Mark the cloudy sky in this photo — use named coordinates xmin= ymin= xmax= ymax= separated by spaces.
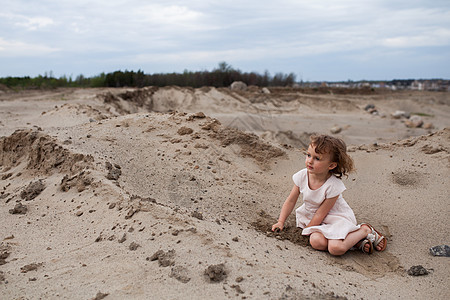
xmin=1 ymin=0 xmax=449 ymax=81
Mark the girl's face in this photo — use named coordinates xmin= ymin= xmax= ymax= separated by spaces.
xmin=305 ymin=144 xmax=337 ymax=176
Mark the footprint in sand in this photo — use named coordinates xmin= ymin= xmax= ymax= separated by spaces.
xmin=391 ymin=170 xmax=421 ymax=187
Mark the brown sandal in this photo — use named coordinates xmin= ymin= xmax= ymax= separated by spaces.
xmin=362 ymin=223 xmax=387 ymax=251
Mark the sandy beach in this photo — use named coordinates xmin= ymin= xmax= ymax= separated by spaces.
xmin=0 ymin=86 xmax=449 ymax=299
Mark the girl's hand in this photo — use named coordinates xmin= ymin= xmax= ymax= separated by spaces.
xmin=272 ymin=222 xmax=284 ymax=232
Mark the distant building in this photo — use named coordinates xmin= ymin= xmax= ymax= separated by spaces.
xmin=298 ymin=79 xmax=449 ymax=92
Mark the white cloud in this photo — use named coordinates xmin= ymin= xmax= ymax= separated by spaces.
xmin=0 ymin=12 xmax=54 ymax=31
xmin=135 ymin=4 xmax=205 ymax=28
xmin=382 ymin=28 xmax=450 ymax=48
xmin=16 ymin=16 xmax=54 ymax=31
xmin=0 ymin=37 xmax=60 ymax=56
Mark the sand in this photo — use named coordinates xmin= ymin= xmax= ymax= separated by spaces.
xmin=0 ymin=86 xmax=449 ymax=299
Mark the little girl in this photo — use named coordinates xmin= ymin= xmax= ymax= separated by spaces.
xmin=272 ymin=134 xmax=386 ymax=255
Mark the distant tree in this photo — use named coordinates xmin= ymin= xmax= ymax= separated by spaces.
xmin=216 ymin=61 xmax=233 ymax=73
xmin=0 ymin=63 xmax=302 ymax=89
xmin=90 ymin=73 xmax=106 ymax=87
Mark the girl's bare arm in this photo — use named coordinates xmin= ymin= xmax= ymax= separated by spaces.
xmin=272 ymin=185 xmax=300 ymax=231
xmin=306 ymin=195 xmax=338 ymax=228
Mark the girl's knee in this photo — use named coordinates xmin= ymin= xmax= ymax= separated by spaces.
xmin=328 ymin=243 xmax=347 ymax=256
xmin=309 ymin=233 xmax=328 ymax=251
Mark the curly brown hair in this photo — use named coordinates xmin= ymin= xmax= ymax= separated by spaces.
xmin=310 ymin=134 xmax=354 ymax=178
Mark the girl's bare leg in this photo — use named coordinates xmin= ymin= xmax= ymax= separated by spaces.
xmin=327 ymin=226 xmax=372 ymax=256
xmin=309 ymin=232 xmax=328 ymax=251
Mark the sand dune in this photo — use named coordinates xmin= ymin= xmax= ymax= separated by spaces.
xmin=0 ymin=87 xmax=449 ymax=299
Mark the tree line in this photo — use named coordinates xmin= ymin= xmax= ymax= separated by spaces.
xmin=0 ymin=62 xmax=296 ymax=89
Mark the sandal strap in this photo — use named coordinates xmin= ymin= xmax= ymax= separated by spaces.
xmin=361 ymin=223 xmax=385 ymax=247
xmin=369 ymin=227 xmax=385 ymax=247
xmin=359 ymin=238 xmax=374 ymax=254
xmin=367 ymin=233 xmax=375 ymax=242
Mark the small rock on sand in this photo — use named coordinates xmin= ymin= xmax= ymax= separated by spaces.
xmin=92 ymin=292 xmax=109 ymax=300
xmin=407 ymin=265 xmax=429 ymax=276
xmin=21 ymin=263 xmax=42 ymax=273
xmin=429 ymin=245 xmax=450 ymax=257
xmin=0 ymin=246 xmax=11 ymax=266
xmin=391 ymin=110 xmax=409 ymax=119
xmin=106 ymin=167 xmax=122 ymax=181
xmin=364 ymin=104 xmax=375 ymax=111
xmin=170 ymin=266 xmax=191 ymax=283
xmin=330 ymin=126 xmax=342 ymax=134
xmin=147 ymin=250 xmax=175 ymax=267
xmin=191 ymin=211 xmax=203 ymax=220
xmin=231 ymin=284 xmax=245 ymax=294
xmin=129 ymin=242 xmax=140 ymax=251
xmin=9 ymin=202 xmax=27 ymax=214
xmin=187 ymin=112 xmax=206 ymax=121
xmin=125 ymin=208 xmax=139 ymax=219
xmin=405 ymin=115 xmax=423 ymax=128
xmin=230 ymin=81 xmax=247 ymax=91
xmin=204 ymin=263 xmax=227 ymax=282
xmin=20 ymin=180 xmax=45 ymax=201
xmin=148 ymin=250 xmax=164 ymax=261
xmin=118 ymin=233 xmax=127 ymax=243
xmin=262 ymin=87 xmax=271 ymax=94
xmin=177 ymin=126 xmax=194 ymax=135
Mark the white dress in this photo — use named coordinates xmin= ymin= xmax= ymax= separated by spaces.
xmin=293 ymin=168 xmax=360 ymax=240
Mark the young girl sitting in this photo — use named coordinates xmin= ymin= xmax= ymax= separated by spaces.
xmin=272 ymin=134 xmax=386 ymax=255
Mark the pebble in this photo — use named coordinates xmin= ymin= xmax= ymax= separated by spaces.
xmin=405 ymin=115 xmax=423 ymax=128
xmin=407 ymin=265 xmax=429 ymax=276
xmin=129 ymin=242 xmax=140 ymax=251
xmin=230 ymin=81 xmax=247 ymax=91
xmin=191 ymin=211 xmax=203 ymax=220
xmin=391 ymin=110 xmax=409 ymax=119
xmin=364 ymin=104 xmax=375 ymax=111
xmin=93 ymin=292 xmax=109 ymax=300
xmin=118 ymin=233 xmax=127 ymax=243
xmin=330 ymin=126 xmax=342 ymax=134
xmin=429 ymin=245 xmax=450 ymax=257
xmin=204 ymin=263 xmax=227 ymax=282
xmin=9 ymin=202 xmax=27 ymax=214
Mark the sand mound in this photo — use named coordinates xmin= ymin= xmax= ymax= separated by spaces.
xmin=44 ymin=111 xmax=286 ymax=222
xmin=41 ymin=103 xmax=112 ymax=123
xmin=101 ymin=87 xmax=159 ymax=114
xmin=56 ymin=86 xmax=449 ymax=148
xmin=98 ymin=86 xmax=254 ymax=115
xmin=210 ymin=127 xmax=285 ymax=164
xmin=97 ymin=86 xmax=361 ymax=116
xmin=0 ymin=129 xmax=94 ymax=175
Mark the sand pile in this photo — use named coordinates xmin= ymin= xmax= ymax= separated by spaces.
xmin=0 ymin=129 xmax=94 ymax=175
xmin=0 ymin=87 xmax=449 ymax=299
xmin=95 ymin=86 xmax=450 ymax=146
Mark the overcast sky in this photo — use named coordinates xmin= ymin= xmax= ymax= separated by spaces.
xmin=1 ymin=0 xmax=449 ymax=81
